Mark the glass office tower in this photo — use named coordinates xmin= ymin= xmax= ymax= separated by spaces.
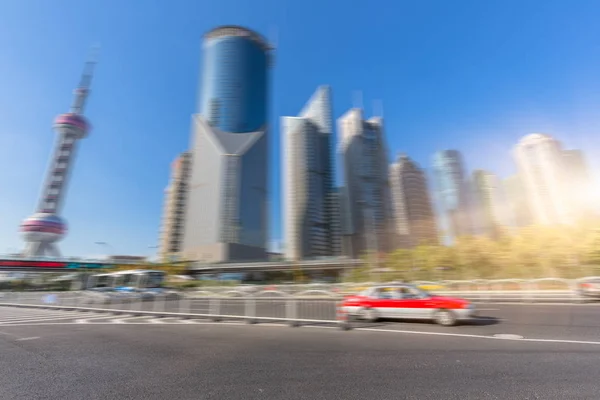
xmin=282 ymin=86 xmax=339 ymax=260
xmin=432 ymin=150 xmax=471 ymax=244
xmin=183 ymin=26 xmax=272 ymax=262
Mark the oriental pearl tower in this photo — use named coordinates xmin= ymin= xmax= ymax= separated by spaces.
xmin=20 ymin=51 xmax=98 ymax=257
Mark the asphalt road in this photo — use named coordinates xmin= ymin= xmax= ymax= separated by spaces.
xmin=0 ymin=322 xmax=599 ymax=399
xmin=97 ymin=298 xmax=600 ymax=341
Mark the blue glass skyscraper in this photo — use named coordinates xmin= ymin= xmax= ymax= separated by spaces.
xmin=183 ymin=26 xmax=273 ymax=262
xmin=200 ymin=27 xmax=270 ymax=132
xmin=432 ymin=150 xmax=472 ymax=244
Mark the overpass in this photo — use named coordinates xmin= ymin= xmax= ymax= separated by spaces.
xmin=0 ymin=255 xmax=367 ymax=278
xmin=188 ymin=257 xmax=365 ymax=277
xmin=0 ymin=256 xmax=149 ymax=273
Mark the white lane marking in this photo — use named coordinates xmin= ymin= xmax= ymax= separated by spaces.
xmin=0 ymin=322 xmax=248 ymax=327
xmin=113 ymin=316 xmax=152 ymax=324
xmin=301 ymin=325 xmax=334 ymax=329
xmin=0 ymin=330 xmax=39 ymax=341
xmin=0 ymin=313 xmax=82 ymax=323
xmin=76 ymin=314 xmax=123 ymax=324
xmin=16 ymin=337 xmax=40 ymax=341
xmin=493 ymin=334 xmax=524 ymax=339
xmin=0 ymin=315 xmax=105 ymax=325
xmin=149 ymin=318 xmax=164 ymax=324
xmin=354 ymin=327 xmax=600 ymax=346
xmin=2 ymin=319 xmax=600 ymax=347
xmin=0 ymin=310 xmax=81 ymax=317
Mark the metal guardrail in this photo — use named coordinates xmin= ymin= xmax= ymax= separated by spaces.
xmin=182 ymin=290 xmax=582 ymax=303
xmin=0 ymin=291 xmax=344 ymax=327
xmin=184 ymin=277 xmax=597 ymax=300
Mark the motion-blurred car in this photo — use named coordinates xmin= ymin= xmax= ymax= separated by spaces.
xmin=340 ymin=284 xmax=476 ymax=326
xmin=576 ymin=279 xmax=600 ymax=301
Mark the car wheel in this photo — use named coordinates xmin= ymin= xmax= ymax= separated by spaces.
xmin=358 ymin=307 xmax=379 ymax=322
xmin=434 ymin=309 xmax=457 ymax=326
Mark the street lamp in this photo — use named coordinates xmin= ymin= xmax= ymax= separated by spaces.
xmin=147 ymin=245 xmax=158 ymax=263
xmin=94 ymin=241 xmax=114 ymax=260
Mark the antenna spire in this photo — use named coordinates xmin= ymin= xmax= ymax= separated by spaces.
xmin=70 ymin=45 xmax=100 ymax=115
xmin=269 ymin=25 xmax=279 ymax=50
xmin=373 ymin=99 xmax=384 ymax=118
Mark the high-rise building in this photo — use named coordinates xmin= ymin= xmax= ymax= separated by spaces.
xmin=182 ymin=26 xmax=273 ymax=262
xmin=513 ymin=134 xmax=573 ymax=225
xmin=503 ymin=174 xmax=532 ymax=228
xmin=282 ymin=86 xmax=339 ymax=260
xmin=562 ymin=149 xmax=592 ymax=218
xmin=338 ymin=108 xmax=393 ymax=258
xmin=389 ymin=154 xmax=438 ymax=248
xmin=159 ymin=152 xmax=191 ymax=260
xmin=432 ymin=150 xmax=471 ymax=243
xmin=20 ymin=52 xmax=97 ymax=257
xmin=471 ymin=170 xmax=514 ymax=237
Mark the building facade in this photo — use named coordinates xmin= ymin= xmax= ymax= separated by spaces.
xmin=470 ymin=169 xmax=514 ymax=237
xmin=282 ymin=86 xmax=339 ymax=260
xmin=562 ymin=149 xmax=592 ymax=219
xmin=432 ymin=150 xmax=471 ymax=244
xmin=159 ymin=152 xmax=191 ymax=260
xmin=338 ymin=108 xmax=393 ymax=258
xmin=389 ymin=154 xmax=438 ymax=247
xmin=513 ymin=134 xmax=573 ymax=225
xmin=503 ymin=174 xmax=533 ymax=228
xmin=182 ymin=26 xmax=272 ymax=262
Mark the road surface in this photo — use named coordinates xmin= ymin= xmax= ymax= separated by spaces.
xmin=0 ymin=317 xmax=598 ymax=399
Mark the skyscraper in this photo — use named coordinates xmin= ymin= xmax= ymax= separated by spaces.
xmin=182 ymin=26 xmax=273 ymax=262
xmin=432 ymin=150 xmax=471 ymax=243
xmin=389 ymin=154 xmax=438 ymax=247
xmin=282 ymin=86 xmax=339 ymax=260
xmin=159 ymin=152 xmax=191 ymax=260
xmin=470 ymin=170 xmax=514 ymax=237
xmin=513 ymin=134 xmax=572 ymax=225
xmin=20 ymin=52 xmax=97 ymax=257
xmin=338 ymin=108 xmax=393 ymax=258
xmin=503 ymin=174 xmax=532 ymax=228
xmin=562 ymin=149 xmax=592 ymax=218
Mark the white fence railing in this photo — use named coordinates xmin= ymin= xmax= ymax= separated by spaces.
xmin=183 ymin=277 xmax=595 ymax=300
xmin=0 ymin=286 xmax=595 ymax=332
xmin=0 ymin=291 xmax=344 ymax=327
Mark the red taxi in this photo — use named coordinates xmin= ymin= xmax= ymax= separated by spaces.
xmin=340 ymin=284 xmax=476 ymax=326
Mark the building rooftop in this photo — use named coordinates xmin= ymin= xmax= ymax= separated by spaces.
xmin=204 ymin=25 xmax=272 ymax=51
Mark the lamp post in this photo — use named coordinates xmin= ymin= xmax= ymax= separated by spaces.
xmin=147 ymin=245 xmax=158 ymax=262
xmin=94 ymin=241 xmax=114 ymax=260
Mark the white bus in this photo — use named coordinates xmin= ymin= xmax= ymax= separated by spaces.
xmin=87 ymin=270 xmax=166 ymax=292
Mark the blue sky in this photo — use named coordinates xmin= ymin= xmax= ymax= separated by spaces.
xmin=1 ymin=0 xmax=600 ymax=257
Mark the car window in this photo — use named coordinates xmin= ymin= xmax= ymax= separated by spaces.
xmin=373 ymin=287 xmax=399 ymax=299
xmin=399 ymin=286 xmax=422 ymax=299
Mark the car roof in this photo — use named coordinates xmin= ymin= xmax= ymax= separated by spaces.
xmin=368 ymin=284 xmax=416 ymax=290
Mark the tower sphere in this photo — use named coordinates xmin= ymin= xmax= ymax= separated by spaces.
xmin=20 ymin=212 xmax=67 ymax=243
xmin=54 ymin=113 xmax=90 ymax=138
